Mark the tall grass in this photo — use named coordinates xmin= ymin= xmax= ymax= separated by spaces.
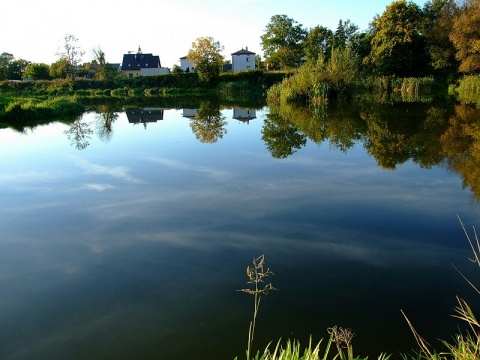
xmin=267 ymin=47 xmax=359 ymax=105
xmin=456 ymin=76 xmax=480 ymax=107
xmin=239 ymin=255 xmax=277 ymax=360
xmin=401 ymin=217 xmax=480 ymax=360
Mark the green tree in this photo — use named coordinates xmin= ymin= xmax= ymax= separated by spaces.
xmin=49 ymin=58 xmax=71 ymax=79
xmin=333 ymin=19 xmax=359 ymax=49
xmin=421 ymin=0 xmax=459 ymax=81
xmin=450 ymin=0 xmax=480 ymax=74
xmin=24 ymin=63 xmax=51 ymax=80
xmin=365 ymin=0 xmax=430 ymax=77
xmin=55 ymin=33 xmax=84 ymax=78
xmin=261 ymin=15 xmax=307 ymax=70
xmin=303 ymin=25 xmax=333 ymax=62
xmin=7 ymin=59 xmax=30 ymax=80
xmin=187 ymin=36 xmax=224 ymax=82
xmin=0 ymin=52 xmax=14 ymax=80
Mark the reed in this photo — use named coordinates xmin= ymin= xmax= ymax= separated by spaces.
xmin=239 ymin=255 xmax=277 ymax=360
xmin=401 ymin=217 xmax=480 ymax=360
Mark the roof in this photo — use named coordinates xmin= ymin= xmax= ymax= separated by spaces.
xmin=121 ymin=53 xmax=161 ymax=70
xmin=232 ymin=48 xmax=255 ymax=55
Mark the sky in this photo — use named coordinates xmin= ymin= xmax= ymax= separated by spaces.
xmin=2 ymin=0 xmax=425 ymax=69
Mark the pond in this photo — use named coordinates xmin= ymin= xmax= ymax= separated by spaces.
xmin=0 ymin=98 xmax=479 ymax=360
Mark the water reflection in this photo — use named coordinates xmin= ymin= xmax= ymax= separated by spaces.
xmin=58 ymin=98 xmax=480 ymax=200
xmin=94 ymin=105 xmax=119 ymax=143
xmin=64 ymin=117 xmax=93 ymax=150
xmin=189 ymin=100 xmax=227 ymax=143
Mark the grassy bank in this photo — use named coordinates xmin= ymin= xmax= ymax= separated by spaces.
xmin=0 ymin=95 xmax=85 ymax=130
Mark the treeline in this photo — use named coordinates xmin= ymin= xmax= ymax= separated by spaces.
xmin=263 ymin=0 xmax=480 ymax=103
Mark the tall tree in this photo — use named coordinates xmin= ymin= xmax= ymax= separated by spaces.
xmin=365 ymin=0 xmax=430 ymax=77
xmin=55 ymin=33 xmax=84 ymax=78
xmin=303 ymin=26 xmax=333 ymax=62
xmin=333 ymin=19 xmax=359 ymax=49
xmin=92 ymin=47 xmax=108 ymax=80
xmin=450 ymin=0 xmax=480 ymax=74
xmin=261 ymin=15 xmax=307 ymax=70
xmin=187 ymin=37 xmax=224 ymax=82
xmin=0 ymin=52 xmax=14 ymax=80
xmin=421 ymin=0 xmax=459 ymax=80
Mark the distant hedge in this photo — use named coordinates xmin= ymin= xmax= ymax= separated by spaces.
xmin=0 ymin=70 xmax=287 ymax=94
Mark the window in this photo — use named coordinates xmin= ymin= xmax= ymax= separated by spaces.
xmin=246 ymin=57 xmax=249 ymax=62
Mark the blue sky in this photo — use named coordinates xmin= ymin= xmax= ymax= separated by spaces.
xmin=3 ymin=0 xmax=425 ymax=69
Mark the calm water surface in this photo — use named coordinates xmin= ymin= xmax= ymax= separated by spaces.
xmin=0 ymin=102 xmax=479 ymax=359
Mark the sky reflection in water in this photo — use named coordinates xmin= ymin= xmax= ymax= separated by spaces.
xmin=0 ymin=107 xmax=479 ymax=359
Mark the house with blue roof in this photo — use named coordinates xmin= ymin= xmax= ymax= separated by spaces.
xmin=121 ymin=47 xmax=169 ymax=78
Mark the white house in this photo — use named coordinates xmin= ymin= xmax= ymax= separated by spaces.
xmin=180 ymin=56 xmax=195 ymax=72
xmin=231 ymin=48 xmax=256 ymax=72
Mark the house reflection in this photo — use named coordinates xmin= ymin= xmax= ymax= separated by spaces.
xmin=126 ymin=108 xmax=165 ymax=128
xmin=182 ymin=109 xmax=200 ymax=119
xmin=233 ymin=108 xmax=256 ymax=124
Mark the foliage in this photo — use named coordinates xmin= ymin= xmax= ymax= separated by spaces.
xmin=450 ymin=0 xmax=480 ymax=74
xmin=421 ymin=0 xmax=459 ymax=81
xmin=6 ymin=59 xmax=30 ymax=80
xmin=49 ymin=58 xmax=71 ymax=79
xmin=267 ymin=46 xmax=359 ymax=103
xmin=24 ymin=63 xmax=51 ymax=80
xmin=303 ymin=26 xmax=333 ymax=62
xmin=187 ymin=37 xmax=224 ymax=82
xmin=332 ymin=19 xmax=359 ymax=50
xmin=365 ymin=0 xmax=430 ymax=77
xmin=261 ymin=15 xmax=307 ymax=70
xmin=456 ymin=75 xmax=480 ymax=106
xmin=0 ymin=52 xmax=14 ymax=80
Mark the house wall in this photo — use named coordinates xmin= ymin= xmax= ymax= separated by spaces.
xmin=140 ymin=68 xmax=170 ymax=76
xmin=180 ymin=58 xmax=195 ymax=72
xmin=122 ymin=69 xmax=141 ymax=78
xmin=232 ymin=54 xmax=255 ymax=72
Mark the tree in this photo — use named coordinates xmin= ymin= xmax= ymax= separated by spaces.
xmin=6 ymin=59 xmax=30 ymax=80
xmin=24 ymin=63 xmax=51 ymax=80
xmin=421 ymin=0 xmax=459 ymax=80
xmin=0 ymin=52 xmax=14 ymax=80
xmin=364 ymin=0 xmax=430 ymax=77
xmin=261 ymin=15 xmax=307 ymax=70
xmin=49 ymin=58 xmax=71 ymax=79
xmin=187 ymin=37 xmax=224 ymax=82
xmin=303 ymin=26 xmax=333 ymax=62
xmin=55 ymin=33 xmax=84 ymax=78
xmin=333 ymin=19 xmax=359 ymax=49
xmin=450 ymin=0 xmax=480 ymax=74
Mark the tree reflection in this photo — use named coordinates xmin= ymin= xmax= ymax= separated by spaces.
xmin=441 ymin=104 xmax=480 ymax=199
xmin=359 ymin=102 xmax=450 ymax=170
xmin=64 ymin=117 xmax=93 ymax=150
xmin=94 ymin=105 xmax=119 ymax=143
xmin=189 ymin=101 xmax=227 ymax=143
xmin=261 ymin=111 xmax=307 ymax=159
